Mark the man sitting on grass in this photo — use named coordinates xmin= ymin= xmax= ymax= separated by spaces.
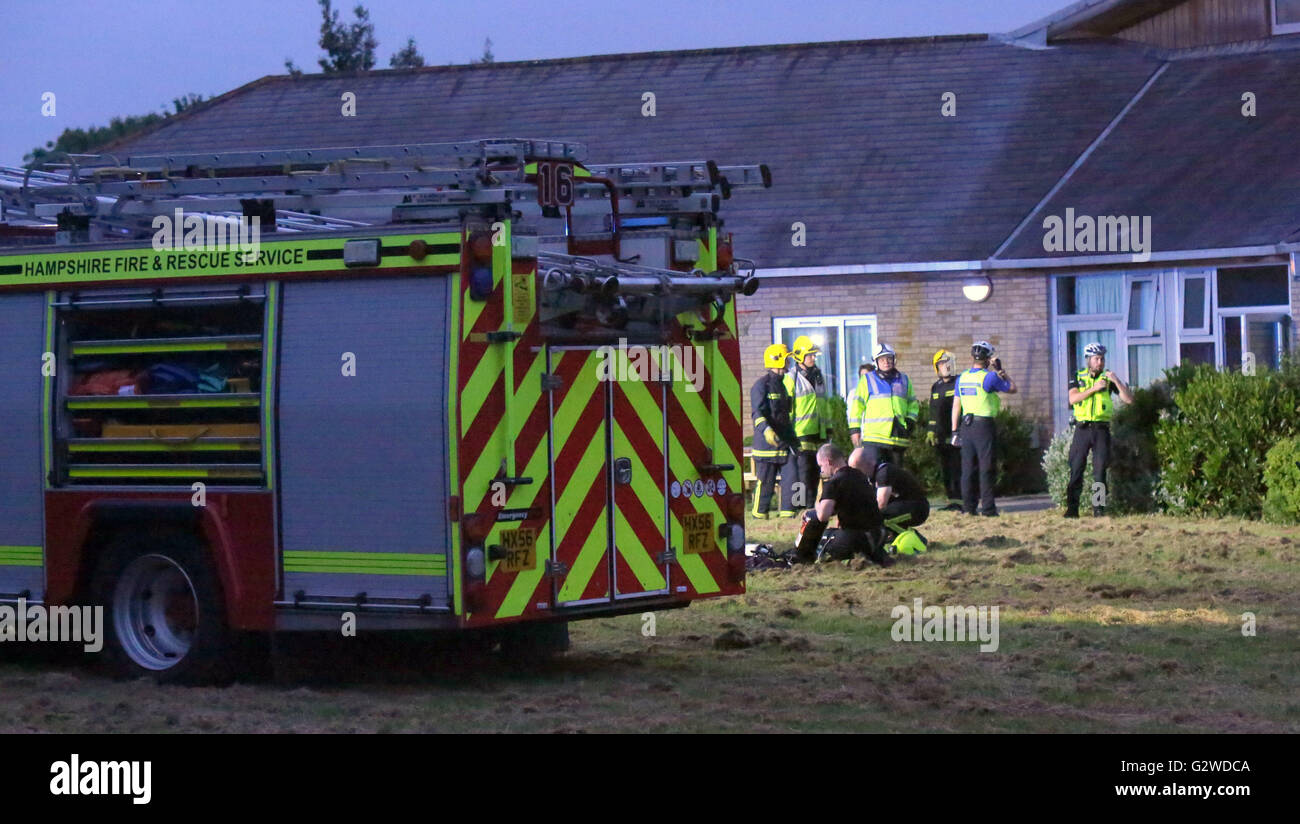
xmin=851 ymin=450 xmax=930 ymax=556
xmin=794 ymin=443 xmax=893 ymax=566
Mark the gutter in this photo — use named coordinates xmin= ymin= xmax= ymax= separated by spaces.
xmin=755 ymin=244 xmax=1295 ymax=280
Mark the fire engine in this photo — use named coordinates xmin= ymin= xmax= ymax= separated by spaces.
xmin=0 ymin=139 xmax=770 ymax=682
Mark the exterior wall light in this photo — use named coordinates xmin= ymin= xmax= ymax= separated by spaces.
xmin=962 ymin=275 xmax=992 ymax=302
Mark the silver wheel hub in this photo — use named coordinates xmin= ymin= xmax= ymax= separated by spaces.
xmin=112 ymin=554 xmax=199 ymax=671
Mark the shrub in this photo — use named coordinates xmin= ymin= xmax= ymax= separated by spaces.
xmin=1043 ymin=428 xmax=1090 ymax=508
xmin=824 ymin=394 xmax=853 ymax=458
xmin=907 ymin=403 xmax=1041 ymax=497
xmin=994 ymin=407 xmax=1043 ymax=495
xmin=1104 ymin=377 xmax=1178 ymax=513
xmin=905 ymin=423 xmax=944 ymax=497
xmin=1156 ymin=361 xmax=1300 ymax=518
xmin=1263 ymin=435 xmax=1300 ymax=525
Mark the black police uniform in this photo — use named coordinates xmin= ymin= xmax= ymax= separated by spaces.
xmin=806 ymin=465 xmax=887 ymax=563
xmin=929 ymin=374 xmax=961 ymax=503
xmin=1065 ymin=373 xmax=1118 ymax=516
xmin=749 ymin=371 xmax=797 ymax=516
xmin=872 ymin=461 xmax=930 ymax=537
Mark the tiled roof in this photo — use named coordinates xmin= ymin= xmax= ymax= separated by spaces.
xmin=106 ymin=36 xmax=1163 ymax=267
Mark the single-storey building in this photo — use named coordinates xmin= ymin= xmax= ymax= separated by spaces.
xmin=101 ymin=0 xmax=1300 ymax=440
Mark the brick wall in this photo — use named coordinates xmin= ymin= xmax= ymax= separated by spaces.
xmin=735 ymin=270 xmax=1054 ymax=444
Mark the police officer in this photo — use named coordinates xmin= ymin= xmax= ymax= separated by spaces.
xmin=794 ymin=443 xmax=890 ymax=566
xmin=926 ymin=349 xmax=962 ymax=510
xmin=849 ymin=343 xmax=918 ymax=470
xmin=851 ymin=450 xmax=931 ymax=555
xmin=1066 ymin=342 xmax=1134 ymax=518
xmin=750 ymin=343 xmax=798 ymax=519
xmin=783 ymin=335 xmax=829 ymax=510
xmin=952 ymin=341 xmax=1016 ymax=516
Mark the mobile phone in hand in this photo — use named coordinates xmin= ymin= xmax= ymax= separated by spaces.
xmin=991 ymin=358 xmax=1002 ymax=371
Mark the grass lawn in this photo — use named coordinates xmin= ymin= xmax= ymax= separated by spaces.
xmin=2 ymin=508 xmax=1297 ymax=732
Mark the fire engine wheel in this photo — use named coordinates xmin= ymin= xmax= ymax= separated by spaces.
xmin=95 ymin=535 xmax=234 ymax=685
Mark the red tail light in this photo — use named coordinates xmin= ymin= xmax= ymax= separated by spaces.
xmin=462 ymin=513 xmax=492 ymax=544
xmin=468 ymin=231 xmax=494 ymax=263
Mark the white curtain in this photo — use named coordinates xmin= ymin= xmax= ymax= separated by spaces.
xmin=1075 ymin=275 xmax=1123 ymax=315
xmin=1127 ymin=343 xmax=1163 ymax=389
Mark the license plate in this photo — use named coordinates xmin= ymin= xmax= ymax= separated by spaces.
xmin=682 ymin=512 xmax=715 ymax=554
xmin=499 ymin=527 xmax=537 ymax=572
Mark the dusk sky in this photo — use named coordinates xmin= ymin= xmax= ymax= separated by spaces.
xmin=2 ymin=0 xmax=1069 ymax=167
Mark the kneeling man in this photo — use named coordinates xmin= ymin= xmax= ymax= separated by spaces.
xmin=795 ymin=443 xmax=892 ymax=566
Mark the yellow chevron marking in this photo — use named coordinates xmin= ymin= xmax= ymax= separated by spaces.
xmin=611 ymin=379 xmax=668 ymax=593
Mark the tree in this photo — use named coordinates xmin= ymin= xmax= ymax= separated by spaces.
xmin=25 ymin=95 xmax=207 ymax=166
xmin=308 ymin=0 xmax=377 ymax=74
xmin=389 ymin=37 xmax=425 ymax=68
xmin=479 ymin=37 xmax=495 ymax=64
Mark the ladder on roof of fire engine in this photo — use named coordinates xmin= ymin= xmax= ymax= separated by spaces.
xmin=0 ymin=138 xmax=771 ymax=234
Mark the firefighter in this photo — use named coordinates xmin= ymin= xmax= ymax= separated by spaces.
xmin=1065 ymin=342 xmax=1134 ymax=518
xmin=851 ymin=449 xmax=930 ymax=555
xmin=783 ymin=335 xmax=829 ymax=511
xmin=750 ymin=343 xmax=798 ymax=518
xmin=794 ymin=443 xmax=890 ymax=566
xmin=952 ymin=341 xmax=1016 ymax=517
xmin=849 ymin=342 xmax=919 ymax=470
xmin=926 ymin=349 xmax=963 ymax=511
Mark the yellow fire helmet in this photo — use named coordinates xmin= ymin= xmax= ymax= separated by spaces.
xmin=791 ymin=334 xmax=821 ymax=360
xmin=933 ymin=348 xmax=954 ymax=372
xmin=763 ymin=343 xmax=791 ymax=369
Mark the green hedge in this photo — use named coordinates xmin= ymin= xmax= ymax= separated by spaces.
xmin=907 ymin=402 xmax=1042 ymax=497
xmin=1156 ymin=360 xmax=1300 ymax=518
xmin=1043 ymin=428 xmax=1089 ymax=508
xmin=1263 ymin=435 xmax=1300 ymax=525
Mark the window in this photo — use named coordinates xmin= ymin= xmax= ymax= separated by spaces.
xmin=1180 ymin=271 xmax=1210 ymax=335
xmin=1179 ymin=342 xmax=1215 ymax=366
xmin=1126 ymin=277 xmax=1159 ymax=335
xmin=1218 ymin=265 xmax=1288 ymax=308
xmin=1056 ymin=275 xmax=1123 ymax=316
xmin=772 ymin=314 xmax=875 ymax=400
xmin=1128 ymin=343 xmax=1164 ymax=389
xmin=1274 ymin=0 xmax=1300 ymax=34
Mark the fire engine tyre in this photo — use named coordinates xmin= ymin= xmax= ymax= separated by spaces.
xmin=93 ymin=535 xmax=234 ymax=686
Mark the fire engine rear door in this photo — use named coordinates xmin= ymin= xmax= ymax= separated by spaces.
xmin=608 ymin=349 xmax=670 ymax=600
xmin=547 ymin=345 xmax=670 ymax=606
xmin=548 ymin=347 xmax=611 ymax=606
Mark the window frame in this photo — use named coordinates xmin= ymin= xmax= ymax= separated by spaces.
xmin=1124 ymin=274 xmax=1160 ymax=337
xmin=1273 ymin=0 xmax=1300 ymax=35
xmin=772 ymin=313 xmax=877 ymax=400
xmin=1178 ymin=269 xmax=1213 ymax=337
